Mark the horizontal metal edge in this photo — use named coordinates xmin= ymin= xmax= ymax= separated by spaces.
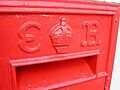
xmin=0 ymin=7 xmax=116 ymax=15
xmin=36 ymin=76 xmax=96 ymax=90
xmin=0 ymin=1 xmax=118 ymax=10
xmin=10 ymin=49 xmax=100 ymax=67
xmin=0 ymin=1 xmax=118 ymax=14
xmin=97 ymin=71 xmax=108 ymax=77
xmin=29 ymin=72 xmax=107 ymax=89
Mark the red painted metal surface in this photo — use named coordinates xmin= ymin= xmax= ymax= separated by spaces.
xmin=0 ymin=1 xmax=119 ymax=90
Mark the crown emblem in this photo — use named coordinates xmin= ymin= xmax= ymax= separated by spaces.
xmin=49 ymin=17 xmax=73 ymax=54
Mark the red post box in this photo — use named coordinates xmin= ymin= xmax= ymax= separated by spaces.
xmin=0 ymin=1 xmax=119 ymax=90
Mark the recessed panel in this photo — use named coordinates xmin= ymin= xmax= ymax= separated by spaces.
xmin=16 ymin=58 xmax=94 ymax=89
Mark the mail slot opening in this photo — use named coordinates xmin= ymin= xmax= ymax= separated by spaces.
xmin=16 ymin=56 xmax=97 ymax=89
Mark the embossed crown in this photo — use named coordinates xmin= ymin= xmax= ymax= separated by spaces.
xmin=49 ymin=17 xmax=73 ymax=53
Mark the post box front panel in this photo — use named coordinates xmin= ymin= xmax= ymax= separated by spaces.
xmin=0 ymin=1 xmax=119 ymax=90
xmin=4 ymin=14 xmax=111 ymax=90
xmin=0 ymin=13 xmax=113 ymax=90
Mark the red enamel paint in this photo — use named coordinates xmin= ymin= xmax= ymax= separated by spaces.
xmin=0 ymin=0 xmax=119 ymax=90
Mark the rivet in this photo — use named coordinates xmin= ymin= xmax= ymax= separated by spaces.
xmin=107 ymin=78 xmax=110 ymax=81
xmin=105 ymin=86 xmax=108 ymax=90
xmin=115 ymin=18 xmax=118 ymax=22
